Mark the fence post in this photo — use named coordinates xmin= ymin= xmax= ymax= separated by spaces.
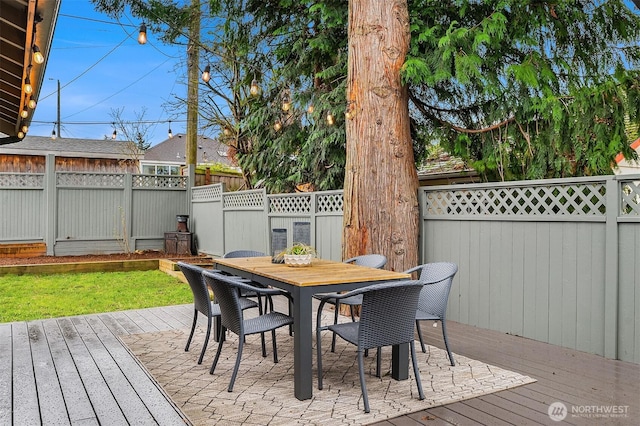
xmin=123 ymin=173 xmax=134 ymax=251
xmin=604 ymin=177 xmax=619 ymax=359
xmin=45 ymin=154 xmax=56 ymax=255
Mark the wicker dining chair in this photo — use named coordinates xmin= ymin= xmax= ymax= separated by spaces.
xmin=177 ymin=261 xmax=258 ymax=364
xmin=222 ymin=250 xmax=273 ymax=311
xmin=315 ymin=280 xmax=425 ymax=413
xmin=201 ymin=270 xmax=294 ymax=392
xmin=313 ymin=254 xmax=387 ymax=352
xmin=406 ymin=262 xmax=458 ymax=366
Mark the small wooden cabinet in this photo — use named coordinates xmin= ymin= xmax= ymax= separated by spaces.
xmin=164 ymin=232 xmax=193 ymax=256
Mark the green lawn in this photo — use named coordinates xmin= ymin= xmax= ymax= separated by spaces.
xmin=0 ymin=270 xmax=191 ymax=322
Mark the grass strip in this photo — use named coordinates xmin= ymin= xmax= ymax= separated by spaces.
xmin=0 ymin=270 xmax=191 ymax=322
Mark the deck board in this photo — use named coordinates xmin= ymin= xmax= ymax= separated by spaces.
xmin=28 ymin=321 xmax=70 ymax=425
xmin=11 ymin=322 xmax=40 ymax=426
xmin=0 ymin=324 xmax=12 ymax=424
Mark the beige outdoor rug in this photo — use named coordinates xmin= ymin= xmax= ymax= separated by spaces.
xmin=121 ymin=318 xmax=536 ymax=426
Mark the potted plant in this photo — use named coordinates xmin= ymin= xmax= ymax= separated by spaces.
xmin=279 ymin=242 xmax=316 ymax=266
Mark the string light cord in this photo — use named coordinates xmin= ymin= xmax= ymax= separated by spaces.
xmin=62 ymin=56 xmax=175 ymax=120
xmin=38 ymin=33 xmax=132 ymax=102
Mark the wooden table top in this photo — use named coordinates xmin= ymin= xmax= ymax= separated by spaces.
xmin=214 ymin=256 xmax=411 ymax=287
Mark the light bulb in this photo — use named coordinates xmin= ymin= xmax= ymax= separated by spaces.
xmin=51 ymin=129 xmax=57 ymax=140
xmin=33 ymin=45 xmax=44 ymax=64
xmin=18 ymin=131 xmax=25 ymax=139
xmin=21 ymin=124 xmax=28 ymax=133
xmin=223 ymin=127 xmax=232 ymax=136
xmin=24 ymin=78 xmax=33 ymax=94
xmin=307 ymin=104 xmax=314 ymax=114
xmin=250 ymin=79 xmax=260 ymax=96
xmin=28 ymin=99 xmax=36 ymax=109
xmin=20 ymin=107 xmax=29 ymax=119
xmin=138 ymin=23 xmax=147 ymax=44
xmin=326 ymin=112 xmax=335 ymax=126
xmin=168 ymin=121 xmax=173 ymax=138
xmin=274 ymin=121 xmax=282 ymax=131
xmin=202 ymin=65 xmax=211 ymax=83
xmin=112 ymin=129 xmax=117 ymax=139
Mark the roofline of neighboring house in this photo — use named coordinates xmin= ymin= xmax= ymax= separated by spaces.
xmin=0 ymin=147 xmax=137 ymax=160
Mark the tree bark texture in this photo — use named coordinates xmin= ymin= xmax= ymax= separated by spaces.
xmin=342 ymin=0 xmax=419 ymax=273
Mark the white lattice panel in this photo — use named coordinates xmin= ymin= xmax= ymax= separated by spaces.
xmin=57 ymin=172 xmax=125 ymax=187
xmin=224 ymin=190 xmax=265 ymax=209
xmin=269 ymin=194 xmax=311 ymax=214
xmin=132 ymin=175 xmax=187 ymax=188
xmin=621 ymin=180 xmax=640 ymax=216
xmin=0 ymin=173 xmax=44 ymax=188
xmin=192 ymin=184 xmax=223 ymax=201
xmin=317 ymin=193 xmax=343 ymax=213
xmin=425 ymin=182 xmax=607 ymax=217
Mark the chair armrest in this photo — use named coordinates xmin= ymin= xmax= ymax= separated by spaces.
xmin=403 ymin=265 xmax=423 ymax=276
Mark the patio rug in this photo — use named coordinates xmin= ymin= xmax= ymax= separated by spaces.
xmin=120 ymin=323 xmax=536 ymax=426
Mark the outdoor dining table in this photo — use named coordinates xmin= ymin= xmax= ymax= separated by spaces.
xmin=213 ymin=256 xmax=412 ymax=401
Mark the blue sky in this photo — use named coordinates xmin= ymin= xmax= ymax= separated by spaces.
xmin=30 ymin=0 xmax=189 ymax=146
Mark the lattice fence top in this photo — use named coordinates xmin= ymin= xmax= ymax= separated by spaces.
xmin=423 ymin=182 xmax=608 ymax=217
xmin=57 ymin=172 xmax=125 ymax=188
xmin=621 ymin=180 xmax=640 ymax=216
xmin=317 ymin=192 xmax=344 ymax=213
xmin=132 ymin=175 xmax=187 ymax=188
xmin=224 ymin=190 xmax=265 ymax=209
xmin=192 ymin=184 xmax=223 ymax=201
xmin=269 ymin=194 xmax=312 ymax=214
xmin=0 ymin=173 xmax=44 ymax=188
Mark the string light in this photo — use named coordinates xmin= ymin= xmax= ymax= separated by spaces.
xmin=28 ymin=99 xmax=37 ymax=109
xmin=201 ymin=65 xmax=211 ymax=83
xmin=273 ymin=121 xmax=282 ymax=131
xmin=18 ymin=131 xmax=25 ymax=139
xmin=326 ymin=112 xmax=335 ymax=126
xmin=111 ymin=122 xmax=117 ymax=139
xmin=345 ymin=101 xmax=356 ymax=120
xmin=32 ymin=45 xmax=44 ymax=64
xmin=282 ymin=92 xmax=291 ymax=112
xmin=20 ymin=106 xmax=29 ymax=119
xmin=51 ymin=123 xmax=57 ymax=140
xmin=138 ymin=23 xmax=147 ymax=44
xmin=24 ymin=76 xmax=33 ymax=94
xmin=21 ymin=124 xmax=28 ymax=133
xmin=307 ymin=104 xmax=314 ymax=114
xmin=250 ymin=78 xmax=260 ymax=96
xmin=168 ymin=121 xmax=173 ymax=138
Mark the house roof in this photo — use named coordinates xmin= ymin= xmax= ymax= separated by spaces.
xmin=1 ymin=0 xmax=60 ymax=143
xmin=142 ymin=133 xmax=233 ymax=165
xmin=0 ymin=135 xmax=142 ymax=159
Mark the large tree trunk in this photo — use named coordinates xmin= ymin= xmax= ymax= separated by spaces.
xmin=342 ymin=0 xmax=419 ymax=273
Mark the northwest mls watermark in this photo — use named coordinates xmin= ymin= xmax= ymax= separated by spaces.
xmin=548 ymin=402 xmax=630 ymax=422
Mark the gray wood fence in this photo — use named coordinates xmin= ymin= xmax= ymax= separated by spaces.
xmin=0 ymin=155 xmax=189 ymax=255
xmin=191 ymin=175 xmax=639 ymax=363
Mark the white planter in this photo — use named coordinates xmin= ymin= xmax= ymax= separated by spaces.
xmin=283 ymin=254 xmax=313 ymax=267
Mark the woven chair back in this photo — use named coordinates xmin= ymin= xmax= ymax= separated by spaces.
xmin=358 ymin=280 xmax=423 ymax=350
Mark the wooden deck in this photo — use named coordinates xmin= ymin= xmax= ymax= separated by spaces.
xmin=1 ymin=302 xmax=638 ymax=425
